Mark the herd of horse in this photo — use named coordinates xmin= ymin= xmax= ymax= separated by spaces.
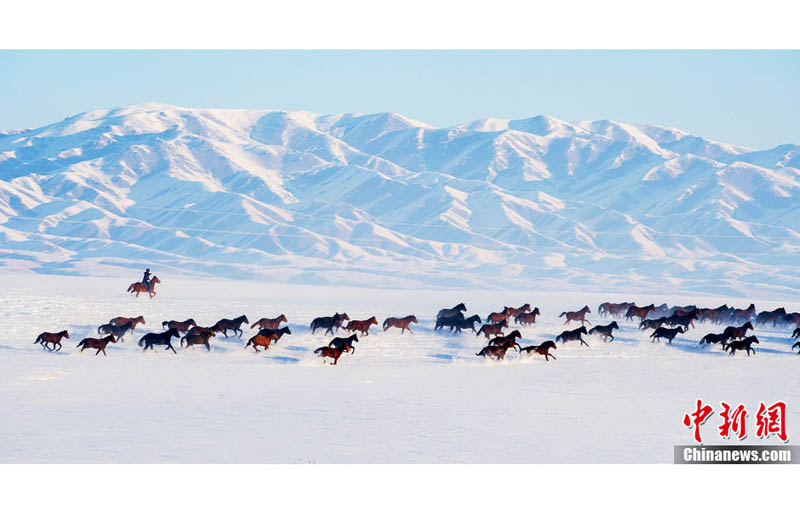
xmin=31 ymin=300 xmax=800 ymax=363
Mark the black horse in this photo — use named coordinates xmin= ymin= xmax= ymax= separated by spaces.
xmin=97 ymin=322 xmax=134 ymax=342
xmin=256 ymin=326 xmax=292 ymax=343
xmin=556 ymin=326 xmax=589 ymax=346
xmin=139 ymin=328 xmax=180 ymax=353
xmin=328 ymin=334 xmax=359 ymax=354
xmin=650 ymin=326 xmax=685 ymax=344
xmin=725 ymin=336 xmax=759 ymax=356
xmin=310 ymin=313 xmax=349 ymax=335
xmin=212 ymin=315 xmax=249 ymax=338
xmin=588 ymin=321 xmax=619 ymax=342
xmin=436 ymin=303 xmax=466 ymax=319
xmin=699 ymin=332 xmax=732 ymax=348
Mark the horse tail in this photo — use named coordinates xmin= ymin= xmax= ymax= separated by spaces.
xmin=76 ymin=339 xmax=85 ymax=348
xmin=314 ymin=347 xmax=323 ymax=354
xmin=382 ymin=318 xmax=390 ymax=329
xmin=34 ymin=334 xmax=43 ymax=344
xmin=138 ymin=337 xmax=145 ymax=347
xmin=162 ymin=321 xmax=169 ymax=329
xmin=792 ymin=341 xmax=800 ymax=351
xmin=558 ymin=312 xmax=566 ymax=317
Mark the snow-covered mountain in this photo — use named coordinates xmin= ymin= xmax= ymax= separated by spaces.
xmin=1 ymin=102 xmax=798 ymax=296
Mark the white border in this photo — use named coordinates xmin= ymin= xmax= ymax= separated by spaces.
xmin=2 ymin=0 xmax=800 ymax=49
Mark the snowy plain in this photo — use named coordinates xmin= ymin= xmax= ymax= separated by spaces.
xmin=1 ymin=273 xmax=798 ymax=463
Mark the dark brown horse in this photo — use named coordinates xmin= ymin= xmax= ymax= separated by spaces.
xmin=382 ymin=315 xmax=418 ymax=334
xmin=639 ymin=317 xmax=668 ymax=331
xmin=486 ymin=330 xmax=522 ymax=351
xmin=756 ymin=307 xmax=786 ymax=327
xmin=328 ymin=334 xmax=359 ymax=354
xmin=588 ymin=321 xmax=619 ymax=342
xmin=345 ymin=317 xmax=378 ymax=336
xmin=182 ymin=326 xmax=217 ymax=343
xmin=476 ymin=344 xmax=513 ymax=360
xmin=127 ymin=275 xmax=161 ymax=298
xmin=699 ymin=332 xmax=732 ymax=348
xmin=723 ymin=322 xmax=753 ymax=341
xmin=76 ymin=335 xmax=117 ymax=356
xmin=650 ymin=326 xmax=685 ymax=344
xmin=212 ymin=315 xmax=249 ymax=338
xmin=556 ymin=326 xmax=589 ymax=346
xmin=519 ymin=340 xmax=557 ymax=361
xmin=34 ymin=330 xmax=70 ymax=351
xmin=502 ymin=303 xmax=531 ymax=319
xmin=251 ymin=314 xmax=288 ymax=330
xmin=314 ymin=345 xmax=346 ymax=365
xmin=560 ymin=306 xmax=591 ymax=326
xmin=244 ymin=333 xmax=278 ymax=353
xmin=477 ymin=319 xmax=508 ymax=339
xmin=625 ymin=304 xmax=655 ymax=322
xmin=109 ymin=315 xmax=146 ymax=329
xmin=162 ymin=318 xmax=197 ymax=333
xmin=437 ymin=303 xmax=466 ymax=319
xmin=182 ymin=329 xmax=215 ymax=351
xmin=514 ymin=308 xmax=540 ymax=326
xmin=725 ymin=336 xmax=759 ymax=356
xmin=97 ymin=322 xmax=134 ymax=342
xmin=139 ymin=328 xmax=180 ymax=353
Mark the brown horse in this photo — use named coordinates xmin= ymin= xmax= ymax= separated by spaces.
xmin=127 ymin=276 xmax=161 ymax=298
xmin=109 ymin=316 xmax=146 ymax=329
xmin=519 ymin=340 xmax=557 ymax=361
xmin=486 ymin=330 xmax=522 ymax=351
xmin=382 ymin=315 xmax=418 ymax=334
xmin=476 ymin=344 xmax=513 ymax=360
xmin=502 ymin=303 xmax=531 ymax=319
xmin=625 ymin=304 xmax=655 ymax=322
xmin=251 ymin=314 xmax=288 ymax=330
xmin=514 ymin=308 xmax=540 ymax=326
xmin=487 ymin=311 xmax=508 ymax=324
xmin=34 ymin=330 xmax=70 ymax=351
xmin=314 ymin=345 xmax=346 ymax=365
xmin=556 ymin=326 xmax=589 ymax=346
xmin=345 ymin=317 xmax=378 ymax=336
xmin=212 ymin=315 xmax=249 ymax=338
xmin=76 ymin=335 xmax=117 ymax=356
xmin=477 ymin=319 xmax=508 ymax=339
xmin=599 ymin=302 xmax=634 ymax=318
xmin=756 ymin=307 xmax=786 ymax=327
xmin=244 ymin=333 xmax=279 ymax=353
xmin=182 ymin=329 xmax=216 ymax=351
xmin=162 ymin=318 xmax=197 ymax=333
xmin=559 ymin=306 xmax=591 ymax=326
xmin=729 ymin=304 xmax=756 ymax=323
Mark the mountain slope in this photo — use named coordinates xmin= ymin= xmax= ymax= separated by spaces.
xmin=0 ymin=103 xmax=797 ymax=297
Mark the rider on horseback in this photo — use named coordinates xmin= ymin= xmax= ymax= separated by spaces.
xmin=142 ymin=268 xmax=152 ymax=292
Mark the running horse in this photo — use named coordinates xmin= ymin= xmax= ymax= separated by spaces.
xmin=514 ymin=308 xmax=540 ymax=326
xmin=344 ymin=317 xmax=378 ymax=336
xmin=251 ymin=314 xmax=288 ymax=330
xmin=502 ymin=303 xmax=531 ymax=320
xmin=109 ymin=316 xmax=146 ymax=329
xmin=625 ymin=304 xmax=655 ymax=322
xmin=127 ymin=275 xmax=161 ymax=298
xmin=76 ymin=335 xmax=117 ymax=356
xmin=382 ymin=315 xmax=418 ymax=334
xmin=34 ymin=330 xmax=70 ymax=351
xmin=559 ymin=306 xmax=591 ymax=326
xmin=437 ymin=303 xmax=466 ymax=320
xmin=599 ymin=302 xmax=633 ymax=318
xmin=519 ymin=340 xmax=557 ymax=361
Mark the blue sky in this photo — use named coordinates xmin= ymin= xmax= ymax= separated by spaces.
xmin=1 ymin=50 xmax=797 ymax=149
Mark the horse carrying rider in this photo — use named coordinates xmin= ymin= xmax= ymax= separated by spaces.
xmin=142 ymin=268 xmax=152 ymax=292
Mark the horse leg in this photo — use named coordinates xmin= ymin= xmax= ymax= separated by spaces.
xmin=167 ymin=343 xmax=177 ymax=354
xmin=56 ymin=343 xmax=62 ymax=351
